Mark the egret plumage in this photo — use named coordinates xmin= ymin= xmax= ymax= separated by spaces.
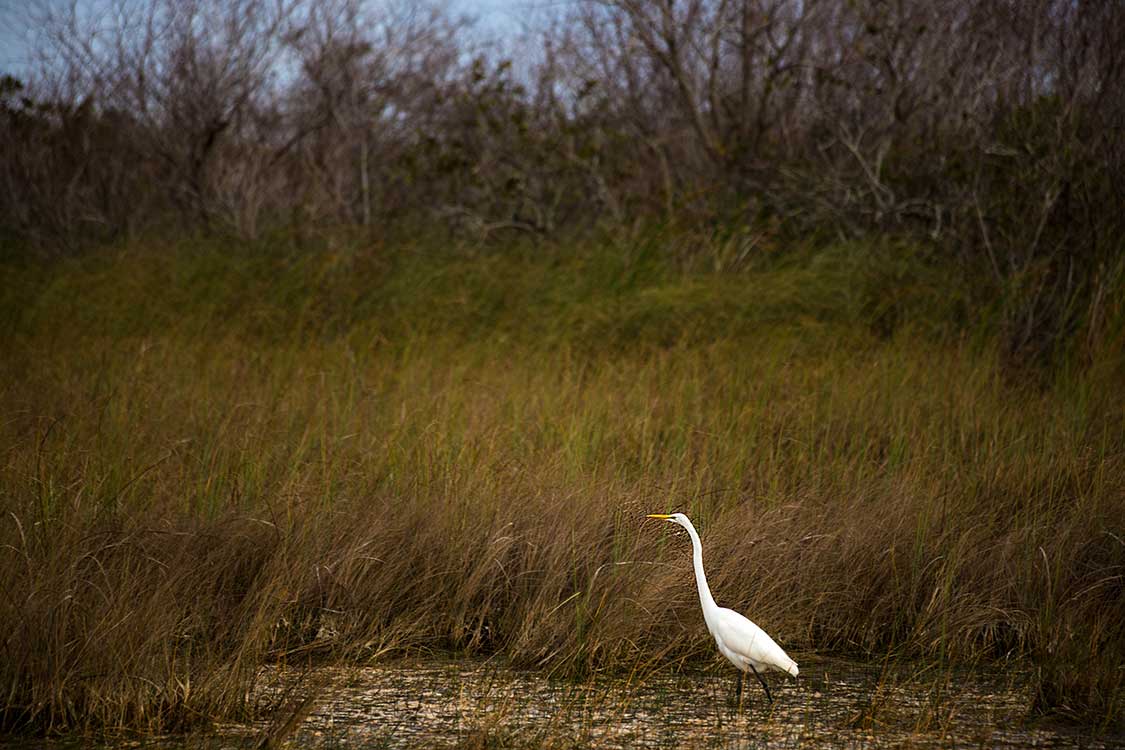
xmin=647 ymin=512 xmax=798 ymax=704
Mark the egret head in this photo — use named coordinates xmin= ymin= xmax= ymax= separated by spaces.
xmin=646 ymin=512 xmax=690 ymax=529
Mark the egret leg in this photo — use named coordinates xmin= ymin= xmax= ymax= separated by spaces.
xmin=735 ymin=672 xmax=743 ymax=714
xmin=749 ymin=665 xmax=773 ymax=704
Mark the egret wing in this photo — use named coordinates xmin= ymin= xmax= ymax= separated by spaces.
xmin=714 ymin=608 xmax=798 ymax=676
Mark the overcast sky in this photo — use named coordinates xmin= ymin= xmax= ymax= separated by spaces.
xmin=0 ymin=0 xmax=32 ymax=75
xmin=0 ymin=0 xmax=555 ymax=80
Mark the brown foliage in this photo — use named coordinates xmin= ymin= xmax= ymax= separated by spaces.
xmin=3 ymin=0 xmax=1122 ymax=360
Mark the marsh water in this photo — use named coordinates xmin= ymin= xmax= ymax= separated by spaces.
xmin=231 ymin=657 xmax=1116 ymax=748
xmin=9 ymin=657 xmax=1118 ymax=749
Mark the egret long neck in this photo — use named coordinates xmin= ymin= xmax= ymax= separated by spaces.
xmin=683 ymin=520 xmax=719 ymax=618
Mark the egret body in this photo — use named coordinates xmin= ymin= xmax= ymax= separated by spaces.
xmin=646 ymin=512 xmax=798 ymax=703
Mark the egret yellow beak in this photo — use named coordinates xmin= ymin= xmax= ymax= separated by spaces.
xmin=646 ymin=514 xmax=673 ymax=519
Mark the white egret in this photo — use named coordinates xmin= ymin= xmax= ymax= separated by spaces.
xmin=646 ymin=512 xmax=798 ymax=704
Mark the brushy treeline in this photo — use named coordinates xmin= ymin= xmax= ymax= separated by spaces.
xmin=0 ymin=235 xmax=1122 ymax=736
xmin=2 ymin=0 xmax=1124 ymax=365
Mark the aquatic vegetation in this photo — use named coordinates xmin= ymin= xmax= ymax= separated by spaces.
xmin=0 ymin=237 xmax=1121 ymax=736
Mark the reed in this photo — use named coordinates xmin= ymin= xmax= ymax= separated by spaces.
xmin=1 ymin=235 xmax=1121 ymax=734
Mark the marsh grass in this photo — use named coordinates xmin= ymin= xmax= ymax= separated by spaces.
xmin=1 ymin=234 xmax=1122 ymax=736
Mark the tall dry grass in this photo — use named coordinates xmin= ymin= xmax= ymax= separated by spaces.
xmin=1 ymin=236 xmax=1122 ymax=734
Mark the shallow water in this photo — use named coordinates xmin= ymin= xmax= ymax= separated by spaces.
xmin=5 ymin=657 xmax=1117 ymax=749
xmin=240 ymin=656 xmax=1114 ymax=749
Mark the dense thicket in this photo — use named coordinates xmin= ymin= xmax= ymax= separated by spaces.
xmin=2 ymin=0 xmax=1123 ymax=363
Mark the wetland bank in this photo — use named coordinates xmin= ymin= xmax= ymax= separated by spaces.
xmin=1 ymin=237 xmax=1122 ymax=746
